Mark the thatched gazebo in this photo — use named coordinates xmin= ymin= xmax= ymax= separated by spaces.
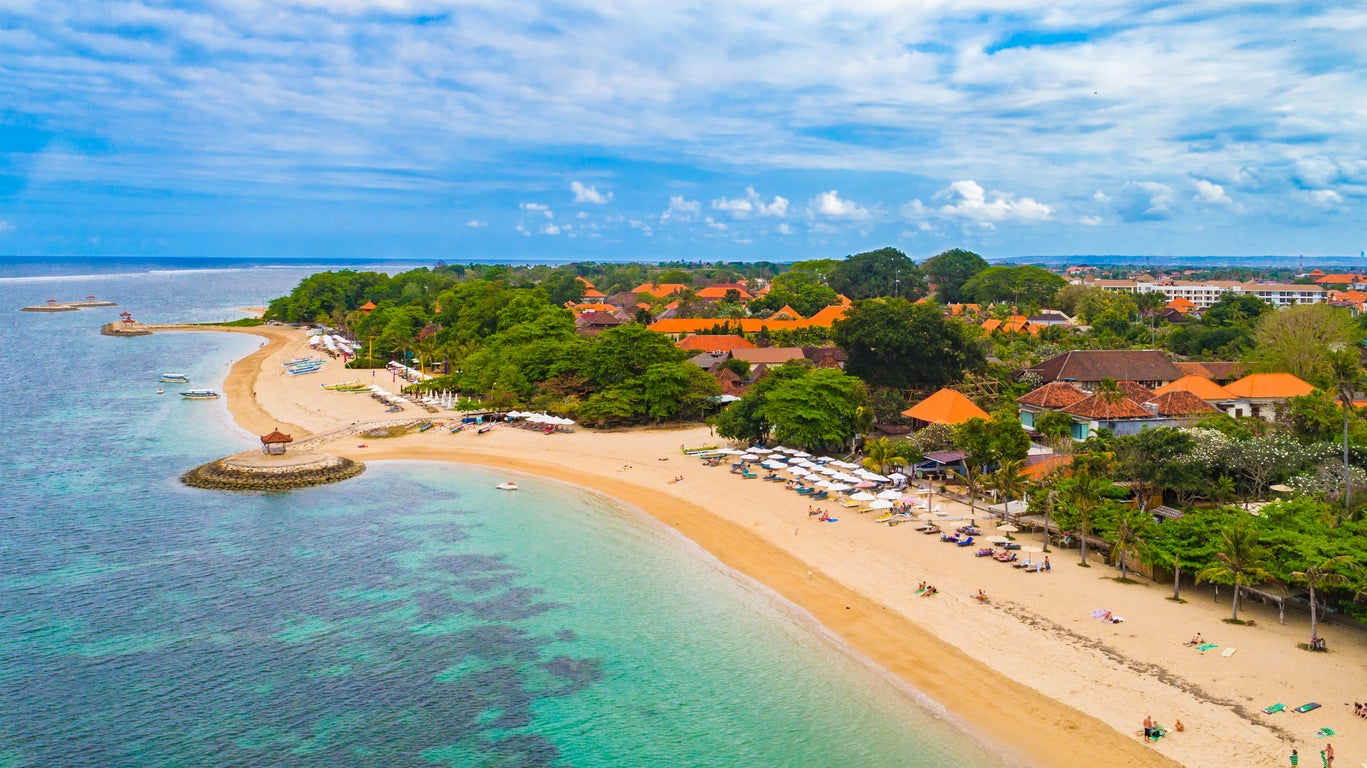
xmin=260 ymin=429 xmax=294 ymax=456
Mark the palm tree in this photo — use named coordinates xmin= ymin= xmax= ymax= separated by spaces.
xmin=1110 ymin=507 xmax=1155 ymax=581
xmin=1289 ymin=554 xmax=1360 ymax=644
xmin=988 ymin=458 xmax=1028 ymax=520
xmin=1211 ymin=475 xmax=1237 ymax=507
xmin=862 ymin=437 xmax=909 ymax=476
xmin=1196 ymin=521 xmax=1275 ymax=622
xmin=1329 ymin=350 xmax=1365 ymax=520
xmin=953 ymin=462 xmax=986 ymax=523
xmin=1066 ymin=467 xmax=1108 ymax=567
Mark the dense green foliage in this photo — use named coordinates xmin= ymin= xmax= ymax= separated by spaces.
xmin=921 ymin=248 xmax=989 ymax=304
xmin=827 ymin=248 xmax=926 ymax=301
xmin=833 ymin=298 xmax=985 ymax=389
xmin=711 ymin=362 xmax=871 ymax=449
xmin=961 ymin=265 xmax=1067 ymax=310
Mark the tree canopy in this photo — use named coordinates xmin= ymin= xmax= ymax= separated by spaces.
xmin=921 ymin=249 xmax=989 ymax=304
xmin=833 ymin=298 xmax=985 ymax=389
xmin=827 ymin=247 xmax=926 ymax=301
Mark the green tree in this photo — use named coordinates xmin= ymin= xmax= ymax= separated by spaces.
xmin=827 ymin=247 xmax=926 ymax=300
xmin=578 ymin=387 xmax=642 ymax=426
xmin=751 ymin=268 xmax=839 ymax=317
xmin=639 ymin=362 xmax=722 ymax=422
xmin=1289 ymin=554 xmax=1359 ymax=643
xmin=1034 ymin=409 xmax=1076 ymax=448
xmin=1114 ymin=427 xmax=1195 ymax=512
xmin=961 ymin=265 xmax=1066 ymax=310
xmin=1110 ymin=506 xmax=1156 ymax=581
xmin=833 ymin=298 xmax=985 ymax=389
xmin=710 ymin=362 xmax=813 ymax=445
xmin=1252 ymin=303 xmax=1361 ymax=383
xmin=761 ymin=368 xmax=872 ymax=450
xmin=1196 ymin=520 xmax=1275 ymax=622
xmin=1203 ymin=293 xmax=1271 ymax=328
xmin=921 ymin=248 xmax=989 ymax=304
xmin=988 ymin=458 xmax=1027 ymax=514
xmin=1065 ymin=467 xmax=1110 ymax=567
xmin=584 ymin=324 xmax=686 ymax=387
xmin=862 ymin=436 xmax=911 ymax=475
xmin=1328 ymin=348 xmax=1367 ymax=518
xmin=540 ymin=268 xmax=587 ymax=306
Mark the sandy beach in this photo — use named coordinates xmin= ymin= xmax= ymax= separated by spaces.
xmin=182 ymin=323 xmax=1365 ymax=768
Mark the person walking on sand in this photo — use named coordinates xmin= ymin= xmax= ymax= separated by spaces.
xmin=1323 ymin=742 xmax=1333 ymax=767
xmin=1290 ymin=748 xmax=1298 ymax=767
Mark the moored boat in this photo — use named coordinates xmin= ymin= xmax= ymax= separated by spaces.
xmin=159 ymin=373 xmax=190 ymax=383
xmin=496 ymin=482 xmax=518 ymax=491
xmin=180 ymin=389 xmax=220 ymax=400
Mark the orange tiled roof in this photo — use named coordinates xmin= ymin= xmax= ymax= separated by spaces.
xmin=1154 ymin=375 xmax=1236 ymax=401
xmin=632 ymin=282 xmax=688 ymax=298
xmin=1146 ymin=390 xmax=1219 ymax=416
xmin=696 ymin=285 xmax=753 ymax=300
xmin=359 ymin=301 xmax=377 ymax=311
xmin=675 ymin=334 xmax=757 ymax=352
xmin=569 ymin=302 xmax=619 ymax=315
xmin=1017 ymin=382 xmax=1089 ymax=409
xmin=902 ymin=388 xmax=990 ymax=425
xmin=1223 ymin=373 xmax=1315 ymax=399
xmin=1164 ymin=297 xmax=1196 ymax=311
xmin=767 ymin=305 xmax=804 ymax=321
xmin=1116 ymin=380 xmax=1155 ymax=403
xmin=1315 ymin=273 xmax=1367 ymax=285
xmin=647 ymin=305 xmax=848 ymax=334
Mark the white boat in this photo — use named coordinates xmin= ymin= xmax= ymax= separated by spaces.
xmin=496 ymin=482 xmax=519 ymax=491
xmin=180 ymin=389 xmax=220 ymax=400
xmin=159 ymin=373 xmax=190 ymax=383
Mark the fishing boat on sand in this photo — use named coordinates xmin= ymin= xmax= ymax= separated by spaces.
xmin=159 ymin=373 xmax=190 ymax=383
xmin=180 ymin=389 xmax=220 ymax=400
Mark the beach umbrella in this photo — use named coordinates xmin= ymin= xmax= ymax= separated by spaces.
xmin=877 ymin=489 xmax=902 ymax=500
xmin=889 ymin=472 xmax=908 ymax=481
xmin=988 ymin=535 xmax=1009 ymax=544
xmin=869 ymin=500 xmax=894 ymax=510
xmin=998 ymin=524 xmax=1019 ymax=533
xmin=819 ymin=467 xmax=839 ymax=476
xmin=849 ymin=491 xmax=876 ymax=501
xmin=761 ymin=460 xmax=786 ymax=469
xmin=899 ymin=493 xmax=922 ymax=504
xmin=826 ymin=483 xmax=851 ymax=492
xmin=789 ymin=467 xmax=810 ymax=476
xmin=854 ymin=481 xmax=876 ymax=489
xmin=794 ymin=451 xmax=811 ymax=458
xmin=750 ymin=447 xmax=773 ymax=454
xmin=739 ymin=453 xmax=759 ymax=461
xmin=816 ymin=456 xmax=836 ymax=464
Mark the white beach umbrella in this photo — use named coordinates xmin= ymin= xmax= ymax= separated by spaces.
xmin=761 ymin=460 xmax=786 ymax=469
xmin=826 ymin=483 xmax=852 ymax=492
xmin=816 ymin=456 xmax=836 ymax=464
xmin=819 ymin=467 xmax=839 ymax=476
xmin=776 ymin=447 xmax=795 ymax=454
xmin=789 ymin=467 xmax=810 ymax=476
xmin=889 ymin=472 xmax=908 ymax=481
xmin=869 ymin=500 xmax=894 ymax=510
xmin=739 ymin=453 xmax=759 ymax=461
xmin=877 ymin=489 xmax=903 ymax=500
xmin=750 ymin=447 xmax=773 ymax=454
xmin=849 ymin=491 xmax=876 ymax=501
xmin=794 ymin=451 xmax=811 ymax=458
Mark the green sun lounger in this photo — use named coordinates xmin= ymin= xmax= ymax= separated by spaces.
xmin=1196 ymin=643 xmax=1219 ymax=652
xmin=1261 ymin=703 xmax=1285 ymax=714
xmin=1316 ymin=727 xmax=1335 ymax=737
xmin=1293 ymin=702 xmax=1321 ymax=713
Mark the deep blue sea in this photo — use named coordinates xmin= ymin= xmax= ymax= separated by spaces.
xmin=0 ymin=257 xmax=1012 ymax=767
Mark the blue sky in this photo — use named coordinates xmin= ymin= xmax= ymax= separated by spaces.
xmin=0 ymin=0 xmax=1364 ymax=262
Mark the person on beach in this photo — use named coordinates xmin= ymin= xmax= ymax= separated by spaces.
xmin=1174 ymin=719 xmax=1184 ymax=732
xmin=1143 ymin=715 xmax=1154 ymax=739
xmin=975 ymin=589 xmax=988 ymax=603
xmin=1290 ymin=748 xmax=1298 ymax=767
xmin=1323 ymin=742 xmax=1333 ymax=767
xmin=1187 ymin=632 xmax=1203 ymax=646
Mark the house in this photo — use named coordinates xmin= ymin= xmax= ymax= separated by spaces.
xmin=903 ymin=388 xmax=990 ymax=428
xmin=686 ymin=351 xmax=729 ymax=371
xmin=1028 ymin=310 xmax=1076 ymax=327
xmin=731 ymin=347 xmax=808 ymax=366
xmin=575 ymin=276 xmax=606 ymax=299
xmin=574 ymin=311 xmax=627 ymax=335
xmin=1021 ymin=350 xmax=1182 ymax=391
xmin=646 ymin=304 xmax=849 ymax=336
xmin=1172 ymin=361 xmax=1246 ymax=384
xmin=1154 ymin=375 xmax=1237 ymax=402
xmin=631 ymin=282 xmax=689 ymax=299
xmin=981 ymin=315 xmax=1037 ymax=335
xmin=1221 ymin=373 xmax=1315 ymax=420
xmin=676 ymin=334 xmax=756 ymax=353
xmin=358 ymin=301 xmax=377 ymax=313
xmin=260 ymin=429 xmax=294 ymax=456
xmin=802 ymin=346 xmax=847 ymax=368
xmin=695 ymin=283 xmax=753 ymax=301
xmin=1017 ymin=380 xmax=1217 ymax=440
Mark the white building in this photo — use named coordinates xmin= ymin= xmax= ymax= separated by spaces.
xmin=1075 ymin=278 xmax=1325 ymax=309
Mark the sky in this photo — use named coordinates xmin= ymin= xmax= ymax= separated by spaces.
xmin=0 ymin=1 xmax=1365 ymax=263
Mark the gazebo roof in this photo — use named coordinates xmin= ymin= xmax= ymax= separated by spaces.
xmin=902 ymin=388 xmax=990 ymax=425
xmin=260 ymin=429 xmax=294 ymax=444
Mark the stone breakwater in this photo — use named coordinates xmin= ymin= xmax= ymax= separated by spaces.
xmin=182 ymin=450 xmax=365 ymax=491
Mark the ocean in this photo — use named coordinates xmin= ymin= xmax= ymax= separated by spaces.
xmin=0 ymin=257 xmax=1011 ymax=767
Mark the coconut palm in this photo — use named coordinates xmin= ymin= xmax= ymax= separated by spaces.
xmin=1066 ymin=467 xmax=1109 ymax=567
xmin=953 ymin=463 xmax=986 ymax=522
xmin=862 ymin=436 xmax=909 ymax=476
xmin=1289 ymin=554 xmax=1360 ymax=644
xmin=1110 ymin=507 xmax=1155 ymax=581
xmin=988 ymin=458 xmax=1028 ymax=519
xmin=1329 ymin=350 xmax=1365 ymax=519
xmin=1196 ymin=521 xmax=1275 ymax=622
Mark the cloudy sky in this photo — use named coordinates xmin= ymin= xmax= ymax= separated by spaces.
xmin=1 ymin=0 xmax=1364 ymax=262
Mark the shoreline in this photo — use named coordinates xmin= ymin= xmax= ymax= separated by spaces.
xmin=170 ymin=322 xmax=1365 ymax=768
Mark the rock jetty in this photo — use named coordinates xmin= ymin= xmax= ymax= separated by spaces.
xmin=182 ymin=450 xmax=364 ymax=491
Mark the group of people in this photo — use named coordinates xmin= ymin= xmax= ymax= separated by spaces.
xmin=1142 ymin=715 xmax=1183 ymax=740
xmin=1354 ymin=702 xmax=1367 ymax=719
xmin=917 ymin=582 xmax=938 ymax=597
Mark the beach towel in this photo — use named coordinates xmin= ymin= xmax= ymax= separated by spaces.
xmin=1294 ymin=702 xmax=1321 ymax=713
xmin=1221 ymin=647 xmax=1238 ymax=657
xmin=1262 ymin=703 xmax=1285 ymax=714
xmin=1316 ymin=727 xmax=1335 ymax=737
xmin=824 ymin=517 xmax=839 ymax=523
xmin=1196 ymin=643 xmax=1219 ymax=653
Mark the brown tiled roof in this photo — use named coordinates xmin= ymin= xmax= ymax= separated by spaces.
xmin=260 ymin=429 xmax=294 ymax=444
xmin=1116 ymin=380 xmax=1155 ymax=402
xmin=1016 ymin=381 xmax=1088 ymax=408
xmin=1196 ymin=362 xmax=1247 ymax=382
xmin=731 ymin=347 xmax=808 ymax=365
xmin=1025 ymin=350 xmax=1181 ymax=384
xmin=1145 ymin=390 xmax=1219 ymax=416
xmin=1061 ymin=394 xmax=1153 ymax=420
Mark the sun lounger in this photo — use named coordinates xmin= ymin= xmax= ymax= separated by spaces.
xmin=1196 ymin=643 xmax=1219 ymax=653
xmin=1293 ymin=702 xmax=1320 ymax=713
xmin=975 ymin=548 xmax=995 ymax=557
xmin=810 ymin=491 xmax=829 ymax=500
xmin=839 ymin=497 xmax=859 ymax=508
xmin=1221 ymin=647 xmax=1237 ymax=657
xmin=1317 ymin=727 xmax=1335 ymax=737
xmin=1261 ymin=703 xmax=1284 ymax=714
xmin=957 ymin=536 xmax=974 ymax=547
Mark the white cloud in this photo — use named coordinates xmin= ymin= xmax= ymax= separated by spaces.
xmin=464 ymin=219 xmax=484 ymax=228
xmin=1294 ymin=157 xmax=1340 ymax=188
xmin=1192 ymin=178 xmax=1233 ymax=206
xmin=711 ymin=186 xmax=788 ymax=218
xmin=661 ymin=196 xmax=701 ymax=222
xmin=541 ymin=223 xmax=561 ymax=235
xmin=1306 ymin=189 xmax=1344 ymax=207
xmin=0 ymin=220 xmax=12 ymax=234
xmin=777 ymin=222 xmax=793 ymax=235
xmin=1112 ymin=181 xmax=1176 ymax=222
xmin=1078 ymin=215 xmax=1103 ymax=226
xmin=933 ymin=180 xmax=1051 ymax=223
xmin=705 ymin=216 xmax=727 ymax=231
xmin=571 ymin=181 xmax=612 ymax=204
xmin=520 ymin=202 xmax=553 ymax=219
xmin=812 ymin=190 xmax=870 ymax=220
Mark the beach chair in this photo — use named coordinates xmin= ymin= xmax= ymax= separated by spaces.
xmin=1293 ymin=702 xmax=1321 ymax=713
xmin=810 ymin=491 xmax=829 ymax=501
xmin=956 ymin=536 xmax=974 ymax=547
xmin=796 ymin=486 xmax=814 ymax=495
xmin=839 ymin=497 xmax=861 ymax=508
xmin=1261 ymin=703 xmax=1285 ymax=715
xmin=741 ymin=469 xmax=758 ymax=479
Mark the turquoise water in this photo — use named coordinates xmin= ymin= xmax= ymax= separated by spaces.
xmin=0 ymin=261 xmax=1011 ymax=767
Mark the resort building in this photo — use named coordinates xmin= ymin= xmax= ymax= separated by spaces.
xmin=1221 ymin=372 xmax=1316 ymax=420
xmin=1074 ymin=277 xmax=1326 ymax=309
xmin=1016 ymin=381 xmax=1219 ymax=440
xmin=902 ymin=388 xmax=990 ymax=428
xmin=1021 ymin=350 xmax=1182 ymax=392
